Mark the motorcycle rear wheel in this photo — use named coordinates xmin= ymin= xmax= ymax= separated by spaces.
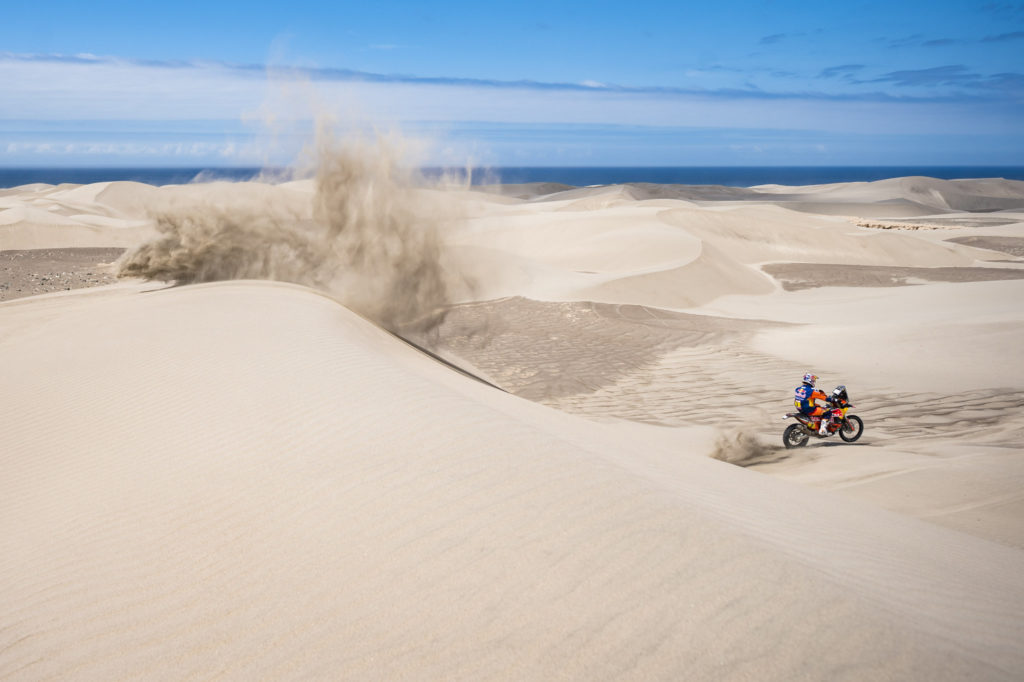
xmin=783 ymin=423 xmax=810 ymax=448
xmin=839 ymin=415 xmax=864 ymax=443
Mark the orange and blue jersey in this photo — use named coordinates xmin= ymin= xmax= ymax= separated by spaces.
xmin=794 ymin=384 xmax=827 ymax=414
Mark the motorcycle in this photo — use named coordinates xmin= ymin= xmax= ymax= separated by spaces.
xmin=782 ymin=385 xmax=863 ymax=448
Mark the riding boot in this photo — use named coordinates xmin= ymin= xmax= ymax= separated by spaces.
xmin=818 ymin=418 xmax=829 ymax=436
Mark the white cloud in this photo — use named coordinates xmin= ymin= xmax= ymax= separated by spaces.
xmin=0 ymin=138 xmax=270 ymax=163
xmin=0 ymin=54 xmax=1019 ymax=166
xmin=2 ymin=53 xmax=1018 ymax=137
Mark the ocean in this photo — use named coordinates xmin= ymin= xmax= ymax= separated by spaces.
xmin=3 ymin=166 xmax=1024 ymax=189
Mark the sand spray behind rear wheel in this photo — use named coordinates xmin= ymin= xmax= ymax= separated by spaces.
xmin=119 ymin=125 xmax=472 ymax=334
xmin=709 ymin=429 xmax=773 ymax=465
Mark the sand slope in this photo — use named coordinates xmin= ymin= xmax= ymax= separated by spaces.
xmin=2 ymin=281 xmax=1023 ymax=680
xmin=0 ymin=182 xmax=155 ymax=249
xmin=3 ymin=174 xmax=1024 ymax=679
xmin=0 ymin=180 xmax=318 ymax=250
xmin=441 ymin=181 xmax=1024 ymax=553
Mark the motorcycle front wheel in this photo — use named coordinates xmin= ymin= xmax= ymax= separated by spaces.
xmin=839 ymin=415 xmax=864 ymax=443
xmin=783 ymin=423 xmax=810 ymax=448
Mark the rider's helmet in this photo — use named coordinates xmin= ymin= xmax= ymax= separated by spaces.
xmin=802 ymin=372 xmax=818 ymax=387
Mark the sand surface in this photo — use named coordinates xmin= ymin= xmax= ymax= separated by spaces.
xmin=3 ymin=171 xmax=1024 ymax=680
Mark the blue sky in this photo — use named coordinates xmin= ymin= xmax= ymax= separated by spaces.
xmin=2 ymin=0 xmax=1022 ymax=166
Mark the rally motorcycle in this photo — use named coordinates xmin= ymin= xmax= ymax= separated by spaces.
xmin=782 ymin=385 xmax=863 ymax=448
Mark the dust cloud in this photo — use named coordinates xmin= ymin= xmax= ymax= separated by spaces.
xmin=119 ymin=128 xmax=471 ymax=334
xmin=709 ymin=429 xmax=773 ymax=466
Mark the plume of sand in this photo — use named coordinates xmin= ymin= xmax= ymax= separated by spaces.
xmin=120 ymin=130 xmax=468 ymax=334
xmin=709 ymin=429 xmax=773 ymax=466
xmin=311 ymin=130 xmax=456 ymax=332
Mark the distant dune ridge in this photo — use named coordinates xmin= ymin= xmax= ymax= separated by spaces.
xmin=3 ymin=138 xmax=1024 ymax=679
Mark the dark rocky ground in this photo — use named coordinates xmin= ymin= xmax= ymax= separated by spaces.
xmin=0 ymin=248 xmax=126 ymax=302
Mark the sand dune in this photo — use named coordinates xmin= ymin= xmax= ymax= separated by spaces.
xmin=3 ymin=281 xmax=1023 ymax=680
xmin=752 ymin=176 xmax=1024 ymax=212
xmin=2 ymin=172 xmax=1024 ymax=679
xmin=0 ymin=181 xmax=155 ymax=249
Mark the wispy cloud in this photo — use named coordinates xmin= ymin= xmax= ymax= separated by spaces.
xmin=869 ymin=65 xmax=977 ymax=87
xmin=978 ymin=71 xmax=1024 ymax=92
xmin=819 ymin=64 xmax=865 ymax=79
xmin=980 ymin=2 xmax=1024 ymax=22
xmin=0 ymin=51 xmax=827 ymax=102
xmin=881 ymin=34 xmax=961 ymax=48
xmin=880 ymin=30 xmax=1024 ymax=48
xmin=1 ymin=50 xmax=1021 ymax=168
xmin=1 ymin=51 xmax=199 ymax=69
xmin=982 ymin=30 xmax=1024 ymax=42
xmin=5 ymin=120 xmax=1022 ymax=167
xmin=863 ymin=64 xmax=1024 ymax=96
xmin=3 ymin=51 xmax=1019 ymax=107
xmin=879 ymin=34 xmax=925 ymax=48
xmin=4 ymin=140 xmax=246 ymax=157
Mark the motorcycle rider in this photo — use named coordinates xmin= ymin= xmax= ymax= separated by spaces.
xmin=794 ymin=373 xmax=832 ymax=436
